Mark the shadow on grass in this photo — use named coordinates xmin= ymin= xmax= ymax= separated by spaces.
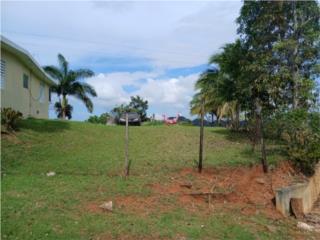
xmin=19 ymin=118 xmax=70 ymax=133
xmin=210 ymin=127 xmax=250 ymax=142
xmin=240 ymin=144 xmax=285 ymax=166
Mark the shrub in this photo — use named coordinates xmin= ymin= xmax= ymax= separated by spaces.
xmin=1 ymin=108 xmax=23 ymax=132
xmin=86 ymin=113 xmax=110 ymax=124
xmin=273 ymin=110 xmax=320 ymax=176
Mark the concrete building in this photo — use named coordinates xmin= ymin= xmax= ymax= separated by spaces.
xmin=0 ymin=36 xmax=56 ymax=118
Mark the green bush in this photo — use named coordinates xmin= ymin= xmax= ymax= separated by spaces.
xmin=273 ymin=110 xmax=320 ymax=176
xmin=86 ymin=113 xmax=110 ymax=124
xmin=1 ymin=108 xmax=23 ymax=132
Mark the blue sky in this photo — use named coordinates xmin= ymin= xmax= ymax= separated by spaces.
xmin=1 ymin=0 xmax=242 ymax=121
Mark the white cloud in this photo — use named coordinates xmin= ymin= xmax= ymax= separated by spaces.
xmin=137 ymin=74 xmax=198 ymax=106
xmin=1 ymin=1 xmax=241 ymax=69
xmin=85 ymin=71 xmax=199 ymax=117
xmin=85 ymin=71 xmax=160 ymax=103
xmin=3 ymin=1 xmax=241 ymax=120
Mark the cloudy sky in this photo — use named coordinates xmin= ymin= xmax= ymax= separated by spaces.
xmin=1 ymin=0 xmax=242 ymax=120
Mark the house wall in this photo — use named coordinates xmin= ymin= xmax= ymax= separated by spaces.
xmin=1 ymin=49 xmax=50 ymax=119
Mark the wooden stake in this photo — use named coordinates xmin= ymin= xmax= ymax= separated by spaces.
xmin=124 ymin=113 xmax=130 ymax=177
xmin=198 ymin=100 xmax=204 ymax=173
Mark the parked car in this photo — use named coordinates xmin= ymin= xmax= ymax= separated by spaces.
xmin=119 ymin=112 xmax=141 ymax=126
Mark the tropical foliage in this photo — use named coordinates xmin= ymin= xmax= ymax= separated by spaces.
xmin=191 ymin=0 xmax=320 ymax=174
xmin=44 ymin=54 xmax=97 ymax=119
xmin=1 ymin=108 xmax=23 ymax=132
xmin=111 ymin=95 xmax=149 ymax=122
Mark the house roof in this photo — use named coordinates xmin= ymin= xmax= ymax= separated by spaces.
xmin=1 ymin=35 xmax=56 ymax=86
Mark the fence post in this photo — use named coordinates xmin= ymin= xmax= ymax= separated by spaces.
xmin=198 ymin=100 xmax=204 ymax=173
xmin=124 ymin=113 xmax=130 ymax=177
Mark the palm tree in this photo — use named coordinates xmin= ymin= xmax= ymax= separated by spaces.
xmin=190 ymin=68 xmax=222 ymax=125
xmin=44 ymin=54 xmax=97 ymax=119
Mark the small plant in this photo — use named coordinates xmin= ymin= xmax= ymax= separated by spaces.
xmin=1 ymin=108 xmax=23 ymax=132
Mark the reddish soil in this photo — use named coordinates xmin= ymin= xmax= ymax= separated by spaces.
xmin=86 ymin=202 xmax=105 ymax=214
xmin=87 ymin=161 xmax=305 ymax=219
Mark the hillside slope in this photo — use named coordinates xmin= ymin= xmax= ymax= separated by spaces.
xmin=2 ymin=119 xmax=315 ymax=240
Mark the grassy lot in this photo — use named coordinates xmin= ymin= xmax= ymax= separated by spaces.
xmin=1 ymin=119 xmax=315 ymax=239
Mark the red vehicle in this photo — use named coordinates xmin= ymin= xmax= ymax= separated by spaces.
xmin=163 ymin=114 xmax=180 ymax=125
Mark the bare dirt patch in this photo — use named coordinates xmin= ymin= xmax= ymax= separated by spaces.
xmin=86 ymin=161 xmax=304 ymax=219
xmin=86 ymin=202 xmax=105 ymax=214
xmin=150 ymin=161 xmax=304 ymax=218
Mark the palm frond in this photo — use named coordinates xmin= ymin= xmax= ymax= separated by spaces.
xmin=80 ymin=83 xmax=97 ymax=97
xmin=50 ymin=85 xmax=62 ymax=96
xmin=73 ymin=69 xmax=95 ymax=80
xmin=43 ymin=66 xmax=63 ymax=81
xmin=58 ymin=53 xmax=69 ymax=76
xmin=70 ymin=82 xmax=97 ymax=97
xmin=74 ymin=92 xmax=94 ymax=113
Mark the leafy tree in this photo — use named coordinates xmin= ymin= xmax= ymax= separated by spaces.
xmin=129 ymin=95 xmax=149 ymax=121
xmin=237 ymin=0 xmax=320 ymax=173
xmin=111 ymin=104 xmax=131 ymax=119
xmin=44 ymin=54 xmax=97 ymax=119
xmin=112 ymin=96 xmax=149 ymax=122
xmin=237 ymin=1 xmax=292 ymax=172
xmin=273 ymin=1 xmax=320 ymax=109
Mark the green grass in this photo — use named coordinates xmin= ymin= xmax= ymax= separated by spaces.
xmin=1 ymin=119 xmax=312 ymax=239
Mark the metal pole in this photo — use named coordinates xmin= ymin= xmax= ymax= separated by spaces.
xmin=124 ymin=113 xmax=129 ymax=177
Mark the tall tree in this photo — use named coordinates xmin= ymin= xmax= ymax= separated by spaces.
xmin=274 ymin=1 xmax=320 ymax=109
xmin=44 ymin=54 xmax=97 ymax=119
xmin=237 ymin=1 xmax=286 ymax=172
xmin=237 ymin=0 xmax=320 ymax=172
xmin=210 ymin=39 xmax=250 ymax=130
xmin=129 ymin=95 xmax=149 ymax=121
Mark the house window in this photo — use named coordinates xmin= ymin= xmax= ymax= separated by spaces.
xmin=0 ymin=60 xmax=5 ymax=89
xmin=39 ymin=82 xmax=45 ymax=103
xmin=49 ymin=88 xmax=51 ymax=102
xmin=23 ymin=74 xmax=29 ymax=89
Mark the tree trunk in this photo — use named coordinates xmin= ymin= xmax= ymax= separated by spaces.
xmin=251 ymin=107 xmax=257 ymax=152
xmin=291 ymin=1 xmax=299 ymax=110
xmin=198 ymin=100 xmax=205 ymax=173
xmin=255 ymin=100 xmax=268 ymax=173
xmin=234 ymin=103 xmax=240 ymax=131
xmin=60 ymin=95 xmax=67 ymax=119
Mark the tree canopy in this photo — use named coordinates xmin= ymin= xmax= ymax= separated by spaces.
xmin=190 ymin=0 xmax=320 ymax=174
